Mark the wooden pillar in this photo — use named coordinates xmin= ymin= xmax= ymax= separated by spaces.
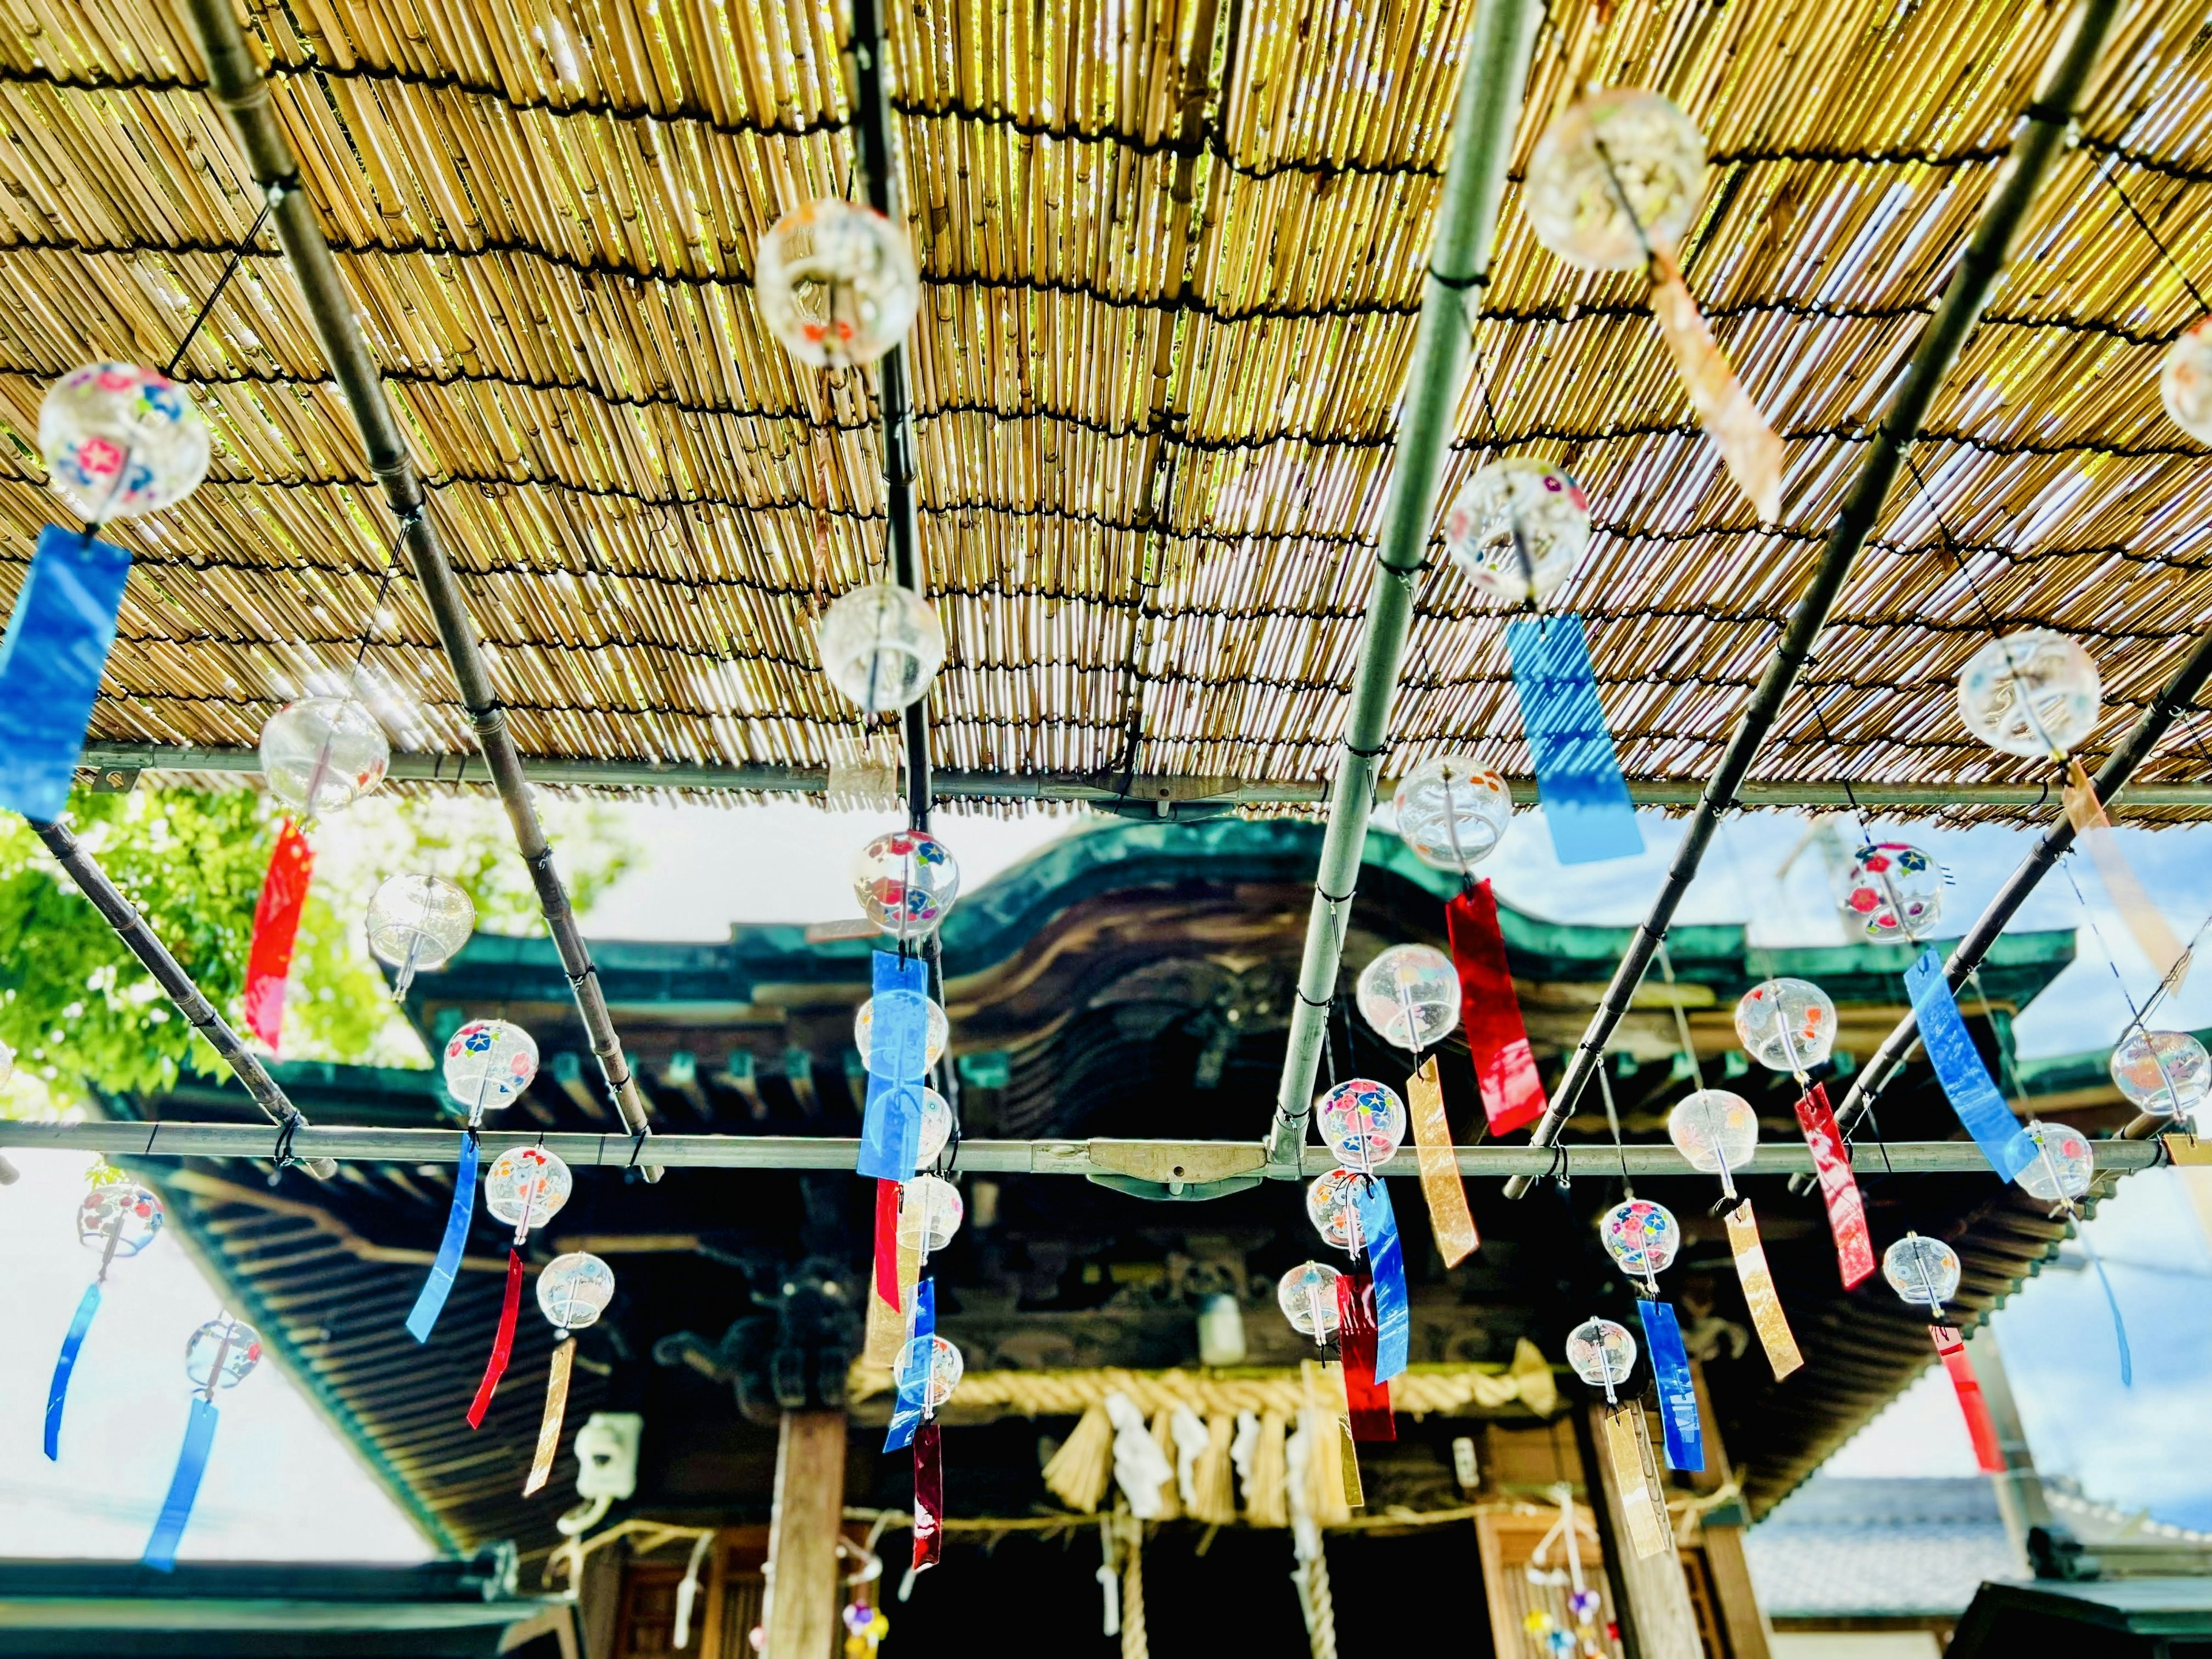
xmin=762 ymin=1411 xmax=847 ymax=1659
xmin=1967 ymin=1324 xmax=2052 ymax=1574
xmin=577 ymin=1538 xmax=626 ymax=1659
xmin=1586 ymin=1404 xmax=1703 ymax=1659
xmin=1689 ymin=1362 xmax=1772 ymax=1659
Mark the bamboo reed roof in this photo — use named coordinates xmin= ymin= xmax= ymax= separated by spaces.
xmin=3 ymin=0 xmax=2211 ymax=816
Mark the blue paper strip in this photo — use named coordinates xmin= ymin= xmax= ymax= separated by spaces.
xmin=858 ymin=952 xmax=930 ymax=1181
xmin=884 ymin=1278 xmax=938 ymax=1452
xmin=405 ymin=1132 xmax=480 ymax=1343
xmin=1637 ymin=1299 xmax=1705 ymax=1472
xmin=143 ymin=1395 xmax=219 ymax=1571
xmin=1904 ymin=950 xmax=2036 ymax=1183
xmin=2078 ymin=1230 xmax=2134 ymax=1388
xmin=0 ymin=525 xmax=132 ymax=822
xmin=43 ymin=1281 xmax=102 ymax=1461
xmin=1505 ymin=615 xmax=1643 ymax=865
xmin=1351 ymin=1177 xmax=1409 ymax=1383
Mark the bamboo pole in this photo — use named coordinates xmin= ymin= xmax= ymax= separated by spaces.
xmin=1263 ymin=0 xmax=1541 ymax=1172
xmin=1502 ymin=0 xmax=2123 ymax=1200
xmin=181 ymin=0 xmax=660 ymax=1176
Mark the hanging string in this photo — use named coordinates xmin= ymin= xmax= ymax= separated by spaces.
xmin=2093 ymin=163 xmax=2211 ymax=315
xmin=1594 ymin=1057 xmax=1633 ymax=1198
xmin=162 ymin=188 xmax=282 ymax=381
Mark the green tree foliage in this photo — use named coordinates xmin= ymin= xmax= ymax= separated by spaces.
xmin=0 ymin=789 xmax=638 ymax=1107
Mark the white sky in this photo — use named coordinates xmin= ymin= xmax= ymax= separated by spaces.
xmin=7 ymin=799 xmax=2210 ymax=1562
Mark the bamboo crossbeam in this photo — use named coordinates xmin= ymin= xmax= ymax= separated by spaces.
xmin=3 ymin=1122 xmax=2165 ymax=1177
xmin=1265 ymin=0 xmax=1541 ymax=1172
xmin=181 ymin=0 xmax=661 ymax=1177
xmin=1502 ymin=0 xmax=2124 ymax=1200
xmin=71 ymin=741 xmax=2212 ymax=815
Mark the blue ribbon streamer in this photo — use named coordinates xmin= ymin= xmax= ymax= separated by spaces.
xmin=2077 ymin=1229 xmax=2134 ymax=1388
xmin=0 ymin=525 xmax=133 ymax=821
xmin=405 ymin=1132 xmax=480 ymax=1343
xmin=1351 ymin=1178 xmax=1409 ymax=1383
xmin=1904 ymin=950 xmax=2036 ymax=1183
xmin=1637 ymin=1300 xmax=1705 ymax=1472
xmin=43 ymin=1281 xmax=103 ymax=1461
xmin=858 ymin=952 xmax=930 ymax=1181
xmin=143 ymin=1395 xmax=219 ymax=1571
xmin=884 ymin=1278 xmax=938 ymax=1452
xmin=1505 ymin=615 xmax=1643 ymax=866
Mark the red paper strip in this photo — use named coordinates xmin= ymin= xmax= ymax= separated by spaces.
xmin=1335 ymin=1271 xmax=1396 ymax=1442
xmin=244 ymin=820 xmax=313 ymax=1050
xmin=912 ymin=1421 xmax=944 ymax=1571
xmin=1933 ymin=1325 xmax=2006 ymax=1475
xmin=1794 ymin=1082 xmax=1875 ymax=1289
xmin=873 ymin=1177 xmax=902 ymax=1307
xmin=1447 ymin=882 xmax=1545 ymax=1136
xmin=467 ymin=1248 xmax=525 ymax=1429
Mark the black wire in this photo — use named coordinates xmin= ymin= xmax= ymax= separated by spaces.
xmin=162 ymin=192 xmax=278 ymax=379
xmin=2096 ymin=163 xmax=2212 ymax=315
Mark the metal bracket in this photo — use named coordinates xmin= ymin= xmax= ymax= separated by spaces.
xmin=1083 ymin=1138 xmax=1268 ymax=1201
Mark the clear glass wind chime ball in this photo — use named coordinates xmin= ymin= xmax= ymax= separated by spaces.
xmin=441 ymin=1019 xmax=540 ymax=1111
xmin=1525 ymin=89 xmax=1709 ymax=271
xmin=1354 ymin=945 xmax=1461 ymax=1052
xmin=817 ymin=584 xmax=947 ymax=715
xmin=77 ymin=1179 xmax=165 ymax=1254
xmin=898 ymin=1173 xmax=964 ymax=1253
xmin=2160 ymin=318 xmax=2212 ymax=444
xmin=39 ymin=361 xmax=211 ymax=519
xmin=485 ymin=1146 xmax=573 ymax=1230
xmin=1276 ymin=1261 xmax=1344 ymax=1340
xmin=1734 ymin=978 xmax=1838 ymax=1073
xmin=2016 ymin=1120 xmax=2095 ymax=1203
xmin=895 ymin=1333 xmax=966 ymax=1409
xmin=365 ymin=874 xmax=476 ymax=995
xmin=853 ymin=994 xmax=950 ymax=1070
xmin=1305 ymin=1169 xmax=1365 ymax=1252
xmin=1565 ymin=1317 xmax=1638 ymax=1389
xmin=537 ymin=1252 xmax=616 ymax=1331
xmin=1316 ymin=1078 xmax=1408 ymax=1168
xmin=1840 ymin=842 xmax=1944 ymax=941
xmin=184 ymin=1317 xmax=263 ymax=1391
xmin=1441 ymin=457 xmax=1593 ymax=604
xmin=1599 ymin=1197 xmax=1680 ymax=1278
xmin=258 ymin=697 xmax=391 ymax=815
xmin=1956 ymin=630 xmax=2102 ymax=760
xmin=916 ymin=1087 xmax=955 ymax=1167
xmin=2108 ymin=1029 xmax=2211 ymax=1118
xmin=1392 ymin=756 xmax=1514 ymax=871
xmin=1666 ymin=1089 xmax=1759 ymax=1173
xmin=755 ymin=199 xmax=922 ymax=368
xmin=1881 ymin=1234 xmax=1962 ymax=1308
xmin=851 ymin=830 xmax=962 ymax=934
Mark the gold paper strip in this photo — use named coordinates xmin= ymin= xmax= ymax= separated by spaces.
xmin=1647 ymin=249 xmax=1783 ymax=522
xmin=1726 ymin=1199 xmax=1803 ymax=1380
xmin=1408 ymin=1057 xmax=1479 ymax=1268
xmin=863 ymin=1226 xmax=923 ymax=1367
xmin=1301 ymin=1362 xmax=1359 ymax=1517
xmin=2065 ymin=759 xmax=2191 ymax=994
xmin=522 ymin=1337 xmax=575 ymax=1497
xmin=1603 ymin=1403 xmax=1672 ymax=1560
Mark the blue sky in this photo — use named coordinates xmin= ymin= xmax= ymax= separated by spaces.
xmin=6 ymin=799 xmax=2208 ymax=1559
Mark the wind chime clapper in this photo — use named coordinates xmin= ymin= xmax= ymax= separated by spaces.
xmin=46 ymin=1168 xmax=165 ymax=1461
xmin=1564 ymin=1317 xmax=1672 ymax=1561
xmin=406 ymin=1018 xmax=540 ymax=1344
xmin=524 ymin=1252 xmax=615 ymax=1497
xmin=468 ymin=1143 xmax=574 ymax=1429
xmin=1959 ymin=630 xmax=2190 ymax=994
xmin=1880 ymin=1234 xmax=2007 ymax=1476
xmin=143 ymin=1313 xmax=263 ymax=1571
xmin=1735 ymin=976 xmax=1876 ymax=1293
xmin=1523 ymin=89 xmax=1782 ymax=521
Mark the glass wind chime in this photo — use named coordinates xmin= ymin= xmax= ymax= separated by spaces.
xmin=407 ymin=1018 xmax=541 ymax=1342
xmin=45 ymin=1169 xmax=165 ymax=1460
xmin=1881 ymin=1234 xmax=2006 ymax=1476
xmin=468 ymin=1144 xmax=575 ymax=1427
xmin=1563 ymin=1316 xmax=1673 ymax=1560
xmin=144 ymin=1313 xmax=263 ymax=1570
xmin=1736 ymin=978 xmax=1874 ymax=1294
xmin=525 ymin=1251 xmax=616 ymax=1497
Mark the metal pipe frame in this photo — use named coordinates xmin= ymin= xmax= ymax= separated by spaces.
xmin=30 ymin=820 xmax=338 ymax=1180
xmin=184 ymin=0 xmax=658 ymax=1175
xmin=1828 ymin=623 xmax=2212 ymax=1143
xmin=1263 ymin=0 xmax=1541 ymax=1172
xmin=1502 ymin=0 xmax=2121 ymax=1200
xmin=74 ymin=741 xmax=2212 ymax=815
xmin=2 ymin=1121 xmax=2165 ymax=1177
